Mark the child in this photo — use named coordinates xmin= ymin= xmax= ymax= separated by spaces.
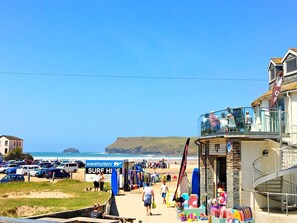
xmin=160 ymin=180 xmax=168 ymax=204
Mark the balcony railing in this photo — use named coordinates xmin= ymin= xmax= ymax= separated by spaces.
xmin=198 ymin=107 xmax=282 ymax=136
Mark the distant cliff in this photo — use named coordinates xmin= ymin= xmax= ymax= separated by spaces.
xmin=105 ymin=137 xmax=197 ymax=156
xmin=62 ymin=147 xmax=80 ymax=153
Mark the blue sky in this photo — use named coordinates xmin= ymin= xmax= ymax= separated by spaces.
xmin=1 ymin=1 xmax=296 ymax=152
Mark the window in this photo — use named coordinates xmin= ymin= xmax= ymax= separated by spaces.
xmin=5 ymin=141 xmax=8 ymax=146
xmin=270 ymin=67 xmax=275 ymax=81
xmin=270 ymin=65 xmax=283 ymax=82
xmin=286 ymin=57 xmax=297 ymax=73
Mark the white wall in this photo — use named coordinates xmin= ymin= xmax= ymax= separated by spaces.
xmin=291 ymin=92 xmax=297 ymax=126
xmin=241 ymin=140 xmax=280 ymax=209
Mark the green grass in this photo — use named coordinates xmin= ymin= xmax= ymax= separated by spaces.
xmin=0 ymin=179 xmax=110 ymax=217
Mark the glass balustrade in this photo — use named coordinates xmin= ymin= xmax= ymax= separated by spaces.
xmin=198 ymin=107 xmax=283 ymax=136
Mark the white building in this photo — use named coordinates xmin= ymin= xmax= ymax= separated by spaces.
xmin=196 ymin=48 xmax=297 ymax=219
xmin=0 ymin=135 xmax=23 ymax=155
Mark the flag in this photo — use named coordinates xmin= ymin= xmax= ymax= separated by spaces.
xmin=173 ymin=138 xmax=190 ymax=200
xmin=270 ymin=71 xmax=283 ymax=108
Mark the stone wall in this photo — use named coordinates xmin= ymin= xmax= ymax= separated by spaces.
xmin=226 ymin=140 xmax=241 ymax=208
xmin=199 ymin=143 xmax=215 ymax=204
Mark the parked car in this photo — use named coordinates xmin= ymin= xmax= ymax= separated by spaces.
xmin=74 ymin=160 xmax=85 ymax=168
xmin=16 ymin=165 xmax=40 ymax=175
xmin=0 ymin=164 xmax=19 ymax=173
xmin=57 ymin=162 xmax=78 ymax=173
xmin=39 ymin=162 xmax=52 ymax=168
xmin=45 ymin=169 xmax=70 ymax=179
xmin=5 ymin=167 xmax=18 ymax=174
xmin=0 ymin=174 xmax=25 ymax=183
xmin=36 ymin=167 xmax=56 ymax=178
xmin=30 ymin=168 xmax=41 ymax=177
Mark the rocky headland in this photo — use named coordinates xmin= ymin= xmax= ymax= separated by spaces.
xmin=105 ymin=137 xmax=197 ymax=156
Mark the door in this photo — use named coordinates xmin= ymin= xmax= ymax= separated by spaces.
xmin=216 ymin=157 xmax=227 ymax=192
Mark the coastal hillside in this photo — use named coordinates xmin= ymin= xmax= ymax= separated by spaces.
xmin=105 ymin=137 xmax=198 ymax=156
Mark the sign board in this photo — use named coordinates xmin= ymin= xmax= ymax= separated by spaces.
xmin=209 ymin=143 xmax=227 ymax=155
xmin=85 ymin=160 xmax=124 ymax=182
xmin=232 ymin=108 xmax=244 ymax=129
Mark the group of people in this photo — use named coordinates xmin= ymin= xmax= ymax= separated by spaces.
xmin=201 ymin=107 xmax=253 ymax=134
xmin=93 ymin=172 xmax=105 ymax=192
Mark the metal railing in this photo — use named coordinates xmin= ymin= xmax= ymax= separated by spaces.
xmin=197 ymin=107 xmax=282 ymax=136
xmin=244 ymin=189 xmax=297 ymax=215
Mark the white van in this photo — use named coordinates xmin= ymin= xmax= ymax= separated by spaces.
xmin=16 ymin=165 xmax=40 ymax=175
xmin=57 ymin=162 xmax=78 ymax=173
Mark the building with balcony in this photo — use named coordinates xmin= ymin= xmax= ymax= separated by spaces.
xmin=0 ymin=135 xmax=23 ymax=155
xmin=196 ymin=48 xmax=297 ymax=216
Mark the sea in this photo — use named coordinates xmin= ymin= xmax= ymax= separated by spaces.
xmin=29 ymin=152 xmax=196 ymax=162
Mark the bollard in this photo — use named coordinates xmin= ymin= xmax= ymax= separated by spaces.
xmin=28 ymin=173 xmax=30 ymax=182
xmin=71 ymin=171 xmax=73 ymax=179
xmin=52 ymin=172 xmax=55 ymax=181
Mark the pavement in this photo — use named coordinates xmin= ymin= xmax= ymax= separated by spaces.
xmin=114 ymin=181 xmax=181 ymax=223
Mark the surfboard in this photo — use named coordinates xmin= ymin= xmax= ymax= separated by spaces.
xmin=191 ymin=168 xmax=200 ymax=197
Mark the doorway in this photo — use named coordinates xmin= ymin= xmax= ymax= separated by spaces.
xmin=216 ymin=157 xmax=227 ymax=192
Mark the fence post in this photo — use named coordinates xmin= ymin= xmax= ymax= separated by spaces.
xmin=286 ymin=194 xmax=289 ymax=215
xmin=267 ymin=193 xmax=270 ymax=214
xmin=253 ymin=190 xmax=255 ymax=212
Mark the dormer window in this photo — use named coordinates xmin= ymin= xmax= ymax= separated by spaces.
xmin=269 ymin=65 xmax=283 ymax=82
xmin=286 ymin=57 xmax=297 ymax=74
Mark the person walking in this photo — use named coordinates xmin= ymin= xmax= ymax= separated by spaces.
xmin=160 ymin=180 xmax=168 ymax=204
xmin=142 ymin=181 xmax=155 ymax=216
xmin=99 ymin=172 xmax=105 ymax=191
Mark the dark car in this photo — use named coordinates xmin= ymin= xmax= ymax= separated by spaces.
xmin=45 ymin=169 xmax=70 ymax=179
xmin=74 ymin=160 xmax=85 ymax=168
xmin=39 ymin=162 xmax=52 ymax=168
xmin=0 ymin=174 xmax=25 ymax=183
xmin=36 ymin=167 xmax=56 ymax=178
xmin=5 ymin=166 xmax=18 ymax=174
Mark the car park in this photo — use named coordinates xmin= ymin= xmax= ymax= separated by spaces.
xmin=57 ymin=162 xmax=78 ymax=173
xmin=45 ymin=169 xmax=70 ymax=179
xmin=30 ymin=167 xmax=41 ymax=177
xmin=0 ymin=174 xmax=25 ymax=183
xmin=16 ymin=165 xmax=40 ymax=175
xmin=5 ymin=167 xmax=18 ymax=174
xmin=0 ymin=164 xmax=19 ymax=173
xmin=36 ymin=167 xmax=56 ymax=178
xmin=39 ymin=162 xmax=52 ymax=168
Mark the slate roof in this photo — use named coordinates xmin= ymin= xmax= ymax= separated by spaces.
xmin=0 ymin=135 xmax=23 ymax=140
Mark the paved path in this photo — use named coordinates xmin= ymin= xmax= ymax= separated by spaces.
xmin=114 ymin=181 xmax=180 ymax=223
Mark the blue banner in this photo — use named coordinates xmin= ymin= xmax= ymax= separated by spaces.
xmin=86 ymin=160 xmax=123 ymax=168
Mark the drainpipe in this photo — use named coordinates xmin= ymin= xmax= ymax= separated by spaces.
xmin=287 ymin=92 xmax=292 ymax=137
